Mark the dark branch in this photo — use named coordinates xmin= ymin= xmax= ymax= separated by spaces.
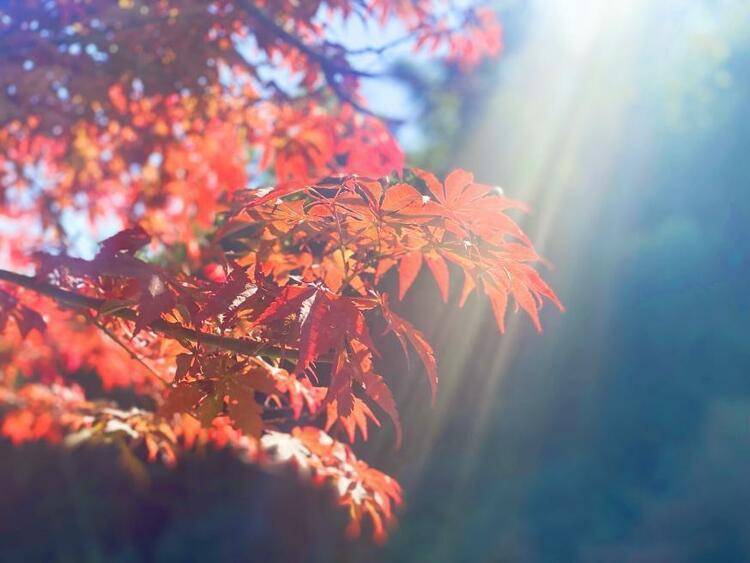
xmin=0 ymin=268 xmax=307 ymax=362
xmin=237 ymin=1 xmax=403 ymax=125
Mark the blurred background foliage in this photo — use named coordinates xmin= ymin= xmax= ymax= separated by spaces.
xmin=2 ymin=0 xmax=750 ymax=561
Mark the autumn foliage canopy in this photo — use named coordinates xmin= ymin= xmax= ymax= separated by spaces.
xmin=0 ymin=0 xmax=561 ymax=541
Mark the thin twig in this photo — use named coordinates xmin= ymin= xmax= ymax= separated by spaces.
xmin=89 ymin=314 xmax=167 ymax=388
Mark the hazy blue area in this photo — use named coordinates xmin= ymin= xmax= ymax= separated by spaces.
xmin=376 ymin=1 xmax=750 ymax=561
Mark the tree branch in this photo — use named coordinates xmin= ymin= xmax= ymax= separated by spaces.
xmin=237 ymin=1 xmax=403 ymax=125
xmin=238 ymin=1 xmax=376 ymax=77
xmin=0 ymin=268 xmax=305 ymax=362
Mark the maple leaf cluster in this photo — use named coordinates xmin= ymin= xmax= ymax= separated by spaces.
xmin=0 ymin=0 xmax=559 ymax=542
xmin=0 ymin=0 xmax=498 ymax=251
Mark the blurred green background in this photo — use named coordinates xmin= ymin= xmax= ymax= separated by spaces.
xmin=2 ymin=1 xmax=750 ymax=561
